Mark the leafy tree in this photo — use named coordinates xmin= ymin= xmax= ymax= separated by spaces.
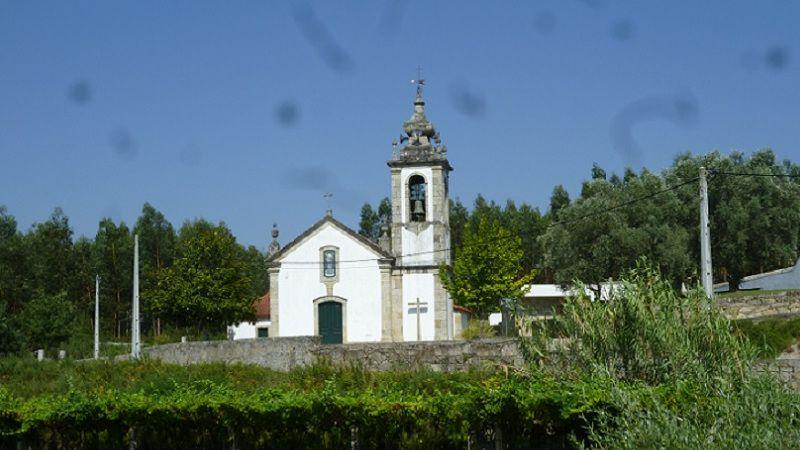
xmin=440 ymin=216 xmax=534 ymax=319
xmin=541 ymin=168 xmax=693 ymax=289
xmin=448 ymin=198 xmax=469 ymax=254
xmin=133 ymin=203 xmax=177 ymax=335
xmin=591 ymin=163 xmax=607 ymax=180
xmin=242 ymin=244 xmax=268 ymax=297
xmin=94 ymin=218 xmax=133 ymax=338
xmin=0 ymin=302 xmax=22 ymax=355
xmin=358 ymin=203 xmax=379 ymax=240
xmin=358 ymin=197 xmax=391 ymax=240
xmin=0 ymin=206 xmax=32 ymax=313
xmin=25 ymin=208 xmax=75 ymax=298
xmin=18 ymin=292 xmax=75 ymax=352
xmin=667 ymin=149 xmax=800 ymax=288
xmin=548 ymin=185 xmax=570 ymax=218
xmin=177 ymin=218 xmax=216 ymax=255
xmin=71 ymin=237 xmax=96 ymax=315
xmin=149 ymin=222 xmax=253 ymax=337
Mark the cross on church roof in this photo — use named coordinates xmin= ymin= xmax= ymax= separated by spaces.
xmin=323 ymin=192 xmax=333 ymax=216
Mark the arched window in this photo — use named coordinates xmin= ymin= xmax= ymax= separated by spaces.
xmin=323 ymin=250 xmax=336 ymax=277
xmin=408 ymin=175 xmax=427 ymax=222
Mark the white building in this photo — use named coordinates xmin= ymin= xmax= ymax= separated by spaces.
xmin=233 ymin=85 xmax=456 ymax=344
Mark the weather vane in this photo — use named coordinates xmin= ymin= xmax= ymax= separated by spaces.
xmin=411 ymin=66 xmax=425 ymax=96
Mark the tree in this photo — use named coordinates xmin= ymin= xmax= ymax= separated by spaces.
xmin=133 ymin=203 xmax=177 ymax=334
xmin=667 ymin=149 xmax=800 ymax=288
xmin=549 ymin=185 xmax=570 ymax=218
xmin=0 ymin=302 xmax=22 ymax=355
xmin=25 ymin=208 xmax=75 ymax=298
xmin=149 ymin=222 xmax=253 ymax=337
xmin=18 ymin=292 xmax=75 ymax=352
xmin=440 ymin=216 xmax=534 ymax=320
xmin=541 ymin=168 xmax=694 ymax=289
xmin=71 ymin=237 xmax=97 ymax=316
xmin=0 ymin=206 xmax=32 ymax=314
xmin=94 ymin=218 xmax=133 ymax=338
xmin=242 ymin=244 xmax=268 ymax=297
xmin=358 ymin=203 xmax=379 ymax=240
xmin=358 ymin=197 xmax=391 ymax=241
xmin=449 ymin=198 xmax=469 ymax=254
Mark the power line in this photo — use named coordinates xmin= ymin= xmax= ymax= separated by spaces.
xmin=711 ymin=170 xmax=800 ymax=179
xmin=545 ymin=176 xmax=699 ymax=230
xmin=273 ymin=176 xmax=701 ymax=266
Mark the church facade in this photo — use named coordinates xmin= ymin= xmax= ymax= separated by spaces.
xmin=263 ymin=86 xmax=455 ymax=343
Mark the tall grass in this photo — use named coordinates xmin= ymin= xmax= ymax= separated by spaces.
xmin=525 ymin=262 xmax=755 ymax=385
xmin=523 ymin=262 xmax=800 ymax=449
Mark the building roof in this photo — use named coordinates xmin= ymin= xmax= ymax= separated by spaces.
xmin=255 ymin=293 xmax=270 ymax=319
xmin=266 ymin=214 xmax=393 ymax=266
xmin=453 ymin=304 xmax=472 ymax=314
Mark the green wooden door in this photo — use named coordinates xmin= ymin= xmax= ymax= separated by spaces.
xmin=318 ymin=301 xmax=343 ymax=344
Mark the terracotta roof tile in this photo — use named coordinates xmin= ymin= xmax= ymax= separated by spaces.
xmin=254 ymin=293 xmax=270 ymax=319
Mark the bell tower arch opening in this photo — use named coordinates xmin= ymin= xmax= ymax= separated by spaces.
xmin=408 ymin=175 xmax=427 ymax=222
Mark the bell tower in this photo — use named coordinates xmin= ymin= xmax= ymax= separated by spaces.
xmin=387 ymin=75 xmax=453 ymax=341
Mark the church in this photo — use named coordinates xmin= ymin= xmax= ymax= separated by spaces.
xmin=235 ymin=84 xmax=459 ymax=343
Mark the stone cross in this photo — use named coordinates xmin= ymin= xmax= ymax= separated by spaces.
xmin=410 ymin=297 xmax=428 ymax=341
xmin=324 ymin=192 xmax=333 ymax=216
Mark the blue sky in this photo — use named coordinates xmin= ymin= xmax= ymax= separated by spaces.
xmin=1 ymin=1 xmax=798 ymax=248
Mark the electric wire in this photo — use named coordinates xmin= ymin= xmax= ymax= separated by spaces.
xmin=273 ymin=176 xmax=702 ymax=269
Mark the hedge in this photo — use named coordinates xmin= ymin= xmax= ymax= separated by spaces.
xmin=0 ymin=374 xmax=618 ymax=450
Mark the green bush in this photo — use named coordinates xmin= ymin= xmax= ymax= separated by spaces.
xmin=0 ymin=360 xmax=613 ymax=449
xmin=524 ymin=262 xmax=755 ymax=384
xmin=735 ymin=317 xmax=800 ymax=359
xmin=460 ymin=319 xmax=497 ymax=340
xmin=587 ymin=375 xmax=800 ymax=449
xmin=17 ymin=292 xmax=75 ymax=353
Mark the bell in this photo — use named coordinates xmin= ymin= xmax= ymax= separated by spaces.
xmin=412 ymin=200 xmax=425 ymax=215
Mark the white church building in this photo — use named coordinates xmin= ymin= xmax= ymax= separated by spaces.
xmin=238 ymin=85 xmax=456 ymax=344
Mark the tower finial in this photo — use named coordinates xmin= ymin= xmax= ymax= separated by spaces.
xmin=267 ymin=223 xmax=280 ymax=256
xmin=411 ymin=66 xmax=425 ymax=99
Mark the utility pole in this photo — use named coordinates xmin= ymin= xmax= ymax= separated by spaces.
xmin=94 ymin=275 xmax=100 ymax=359
xmin=131 ymin=234 xmax=141 ymax=359
xmin=699 ymin=167 xmax=714 ymax=300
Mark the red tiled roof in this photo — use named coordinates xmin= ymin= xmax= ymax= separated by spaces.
xmin=453 ymin=304 xmax=472 ymax=314
xmin=254 ymin=293 xmax=270 ymax=319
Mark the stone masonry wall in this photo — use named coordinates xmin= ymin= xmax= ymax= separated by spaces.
xmin=756 ymin=358 xmax=800 ymax=390
xmin=313 ymin=338 xmax=523 ymax=372
xmin=716 ymin=291 xmax=800 ymax=320
xmin=141 ymin=337 xmax=524 ymax=372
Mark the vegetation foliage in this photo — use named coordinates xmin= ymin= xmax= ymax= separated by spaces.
xmin=0 ymin=203 xmax=267 ymax=358
xmin=440 ymin=216 xmax=535 ymax=319
xmin=0 ymin=268 xmax=799 ymax=448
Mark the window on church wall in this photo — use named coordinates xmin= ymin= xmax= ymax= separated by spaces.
xmin=408 ymin=175 xmax=427 ymax=222
xmin=323 ymin=250 xmax=336 ymax=277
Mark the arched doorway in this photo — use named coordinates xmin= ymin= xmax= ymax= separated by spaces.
xmin=317 ymin=301 xmax=343 ymax=344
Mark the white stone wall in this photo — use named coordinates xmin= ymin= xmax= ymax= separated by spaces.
xmin=276 ymin=222 xmax=383 ymax=342
xmin=402 ymin=273 xmax=436 ymax=341
xmin=229 ymin=319 xmax=271 ymax=340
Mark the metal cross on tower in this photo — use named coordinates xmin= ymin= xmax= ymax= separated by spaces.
xmin=411 ymin=66 xmax=425 ymax=96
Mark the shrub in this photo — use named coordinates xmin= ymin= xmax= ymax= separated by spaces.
xmin=460 ymin=319 xmax=497 ymax=340
xmin=735 ymin=317 xmax=800 ymax=358
xmin=524 ymin=261 xmax=756 ymax=384
xmin=17 ymin=292 xmax=75 ymax=353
